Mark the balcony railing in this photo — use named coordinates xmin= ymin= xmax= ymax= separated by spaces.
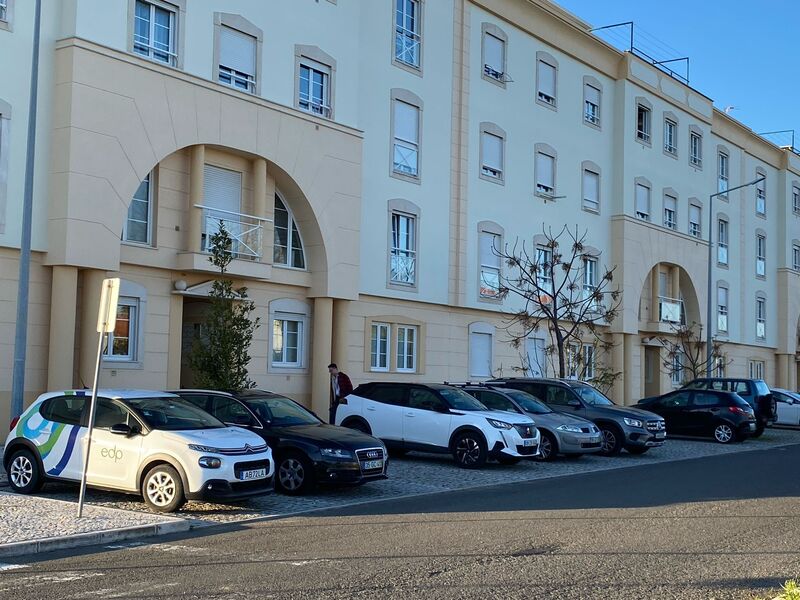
xmin=658 ymin=296 xmax=684 ymax=324
xmin=196 ymin=205 xmax=267 ymax=261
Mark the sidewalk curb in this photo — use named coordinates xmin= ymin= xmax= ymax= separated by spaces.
xmin=0 ymin=518 xmax=190 ymax=559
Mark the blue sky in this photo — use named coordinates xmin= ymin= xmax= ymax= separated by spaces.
xmin=556 ymin=0 xmax=800 ymax=147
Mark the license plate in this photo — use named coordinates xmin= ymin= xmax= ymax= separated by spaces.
xmin=361 ymin=460 xmax=383 ymax=470
xmin=656 ymin=431 xmax=666 ymax=439
xmin=239 ymin=468 xmax=267 ymax=481
xmin=522 ymin=439 xmax=536 ymax=447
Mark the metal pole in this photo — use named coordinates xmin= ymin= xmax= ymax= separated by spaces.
xmin=77 ymin=330 xmax=106 ymax=518
xmin=11 ymin=0 xmax=43 ymax=420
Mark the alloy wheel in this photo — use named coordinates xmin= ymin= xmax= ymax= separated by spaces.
xmin=279 ymin=458 xmax=305 ymax=491
xmin=146 ymin=471 xmax=177 ymax=507
xmin=601 ymin=430 xmax=617 ymax=453
xmin=538 ymin=436 xmax=552 ymax=460
xmin=10 ymin=455 xmax=33 ymax=489
xmin=714 ymin=424 xmax=733 ymax=443
xmin=455 ymin=437 xmax=481 ymax=466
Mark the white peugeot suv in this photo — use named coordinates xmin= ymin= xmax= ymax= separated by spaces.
xmin=3 ymin=390 xmax=274 ymax=512
xmin=335 ymin=383 xmax=539 ymax=468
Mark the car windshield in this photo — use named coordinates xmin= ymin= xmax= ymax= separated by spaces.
xmin=570 ymin=383 xmax=615 ymax=406
xmin=438 ymin=388 xmax=488 ymax=411
xmin=245 ymin=396 xmax=320 ymax=427
xmin=505 ymin=390 xmax=552 ymax=414
xmin=126 ymin=397 xmax=225 ymax=430
xmin=754 ymin=381 xmax=770 ymax=396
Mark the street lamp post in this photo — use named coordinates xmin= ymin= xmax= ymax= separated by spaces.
xmin=705 ymin=176 xmax=766 ymax=377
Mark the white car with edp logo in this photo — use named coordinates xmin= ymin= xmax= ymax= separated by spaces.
xmin=3 ymin=390 xmax=274 ymax=512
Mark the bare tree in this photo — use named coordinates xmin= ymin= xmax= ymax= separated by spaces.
xmin=496 ymin=225 xmax=622 ymax=379
xmin=658 ymin=321 xmax=728 ymax=384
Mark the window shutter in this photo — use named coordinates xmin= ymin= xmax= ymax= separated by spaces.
xmin=203 ymin=164 xmax=242 ymax=213
xmin=484 ymin=34 xmax=504 ymax=72
xmin=718 ymin=287 xmax=727 ymax=307
xmin=689 ymin=204 xmax=700 ymax=224
xmin=635 ymin=184 xmax=649 ymax=214
xmin=536 ymin=153 xmax=555 ymax=188
xmin=482 ymin=133 xmax=502 ymax=170
xmin=538 ymin=61 xmax=556 ymax=97
xmin=219 ymin=26 xmax=256 ymax=76
xmin=480 ymin=232 xmax=500 ymax=268
xmin=394 ymin=100 xmax=419 ymax=144
xmin=469 ymin=332 xmax=492 ymax=377
xmin=584 ymin=84 xmax=600 ymax=106
xmin=583 ymin=170 xmax=599 ymax=205
xmin=664 ymin=195 xmax=677 ymax=212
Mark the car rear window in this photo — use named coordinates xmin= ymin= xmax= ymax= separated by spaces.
xmin=729 ymin=395 xmax=751 ymax=408
xmin=754 ymin=380 xmax=770 ymax=396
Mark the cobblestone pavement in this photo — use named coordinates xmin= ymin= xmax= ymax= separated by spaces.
xmin=5 ymin=427 xmax=795 ymax=526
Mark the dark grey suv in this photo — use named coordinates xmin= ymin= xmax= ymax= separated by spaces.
xmin=487 ymin=378 xmax=666 ymax=456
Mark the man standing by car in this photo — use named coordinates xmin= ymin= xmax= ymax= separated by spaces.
xmin=328 ymin=363 xmax=353 ymax=424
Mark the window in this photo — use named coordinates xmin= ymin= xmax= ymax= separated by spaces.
xmin=202 ymin=164 xmax=242 ymax=253
xmin=273 ymin=195 xmax=306 ymax=269
xmin=717 ymin=286 xmax=728 ymax=333
xmin=583 ymin=82 xmax=600 ymax=125
xmin=689 ymin=204 xmax=701 ymax=238
xmin=690 ymin=131 xmax=703 ymax=167
xmin=95 ymin=399 xmax=134 ymax=429
xmin=393 ymin=100 xmax=420 ymax=177
xmin=298 ymin=60 xmax=331 ymax=117
xmin=749 ymin=360 xmax=765 ymax=380
xmin=396 ymin=325 xmax=417 ymax=372
xmin=536 ymin=245 xmax=553 ymax=290
xmin=40 ymin=396 xmax=86 ymax=426
xmin=469 ymin=331 xmax=493 ymax=378
xmin=582 ymin=168 xmax=600 ymax=212
xmin=536 ymin=57 xmax=557 ymax=107
xmin=793 ymin=185 xmax=800 ymax=214
xmin=663 ymin=194 xmax=677 ymax=230
xmin=535 ymin=151 xmax=555 ymax=196
xmin=582 ymin=344 xmax=595 ymax=380
xmin=408 ymin=388 xmax=444 ymax=412
xmin=718 ymin=152 xmax=729 ymax=194
xmin=635 ymin=182 xmax=650 ymax=221
xmin=479 ymin=231 xmax=501 ymax=299
xmin=370 ymin=323 xmax=390 ymax=372
xmin=391 ymin=212 xmax=416 ymax=285
xmin=482 ymin=31 xmax=505 ymax=82
xmin=756 ymin=234 xmax=766 ymax=277
xmin=671 ymin=351 xmax=683 ymax=386
xmin=583 ymin=257 xmax=598 ymax=305
xmin=664 ymin=119 xmax=677 ymax=155
xmin=272 ymin=318 xmax=302 ymax=366
xmin=717 ymin=219 xmax=728 ymax=265
xmin=636 ymin=104 xmax=651 ymax=143
xmin=480 ymin=129 xmax=504 ymax=181
xmin=756 ymin=297 xmax=766 ymax=339
xmin=104 ymin=298 xmax=138 ymax=361
xmin=793 ymin=244 xmax=800 ymax=271
xmin=124 ymin=173 xmax=152 ymax=245
xmin=755 ymin=175 xmax=766 ymax=215
xmin=0 ymin=0 xmax=7 ymax=23
xmin=714 ymin=356 xmax=726 ymax=377
xmin=394 ymin=0 xmax=421 ymax=69
xmin=218 ymin=25 xmax=257 ymax=93
xmin=133 ymin=0 xmax=177 ymax=66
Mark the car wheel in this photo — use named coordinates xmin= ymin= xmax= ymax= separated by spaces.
xmin=713 ymin=422 xmax=735 ymax=444
xmin=343 ymin=418 xmax=371 ymax=435
xmin=7 ymin=448 xmax=44 ymax=494
xmin=452 ymin=431 xmax=487 ymax=469
xmin=276 ymin=452 xmax=315 ymax=495
xmin=142 ymin=464 xmax=185 ymax=513
xmin=626 ymin=446 xmax=649 ymax=455
xmin=535 ymin=431 xmax=558 ymax=462
xmin=751 ymin=422 xmax=765 ymax=438
xmin=598 ymin=425 xmax=623 ymax=456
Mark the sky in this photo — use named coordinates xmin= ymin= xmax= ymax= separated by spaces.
xmin=556 ymin=0 xmax=800 ymax=148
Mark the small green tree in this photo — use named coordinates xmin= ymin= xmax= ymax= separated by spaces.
xmin=188 ymin=223 xmax=260 ymax=390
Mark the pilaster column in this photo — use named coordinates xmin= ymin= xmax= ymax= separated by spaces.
xmin=188 ymin=145 xmax=205 ymax=253
xmin=78 ymin=270 xmax=108 ymax=388
xmin=776 ymin=354 xmax=792 ymax=389
xmin=624 ymin=333 xmax=639 ymax=406
xmin=311 ymin=297 xmax=334 ymax=419
xmin=650 ymin=265 xmax=660 ymax=322
xmin=47 ymin=266 xmax=79 ymax=389
xmin=253 ymin=157 xmax=268 ymax=262
xmin=332 ymin=299 xmax=350 ymax=372
xmin=610 ymin=333 xmax=625 ymax=403
xmin=166 ymin=293 xmax=184 ymax=389
xmin=670 ymin=265 xmax=680 ymax=300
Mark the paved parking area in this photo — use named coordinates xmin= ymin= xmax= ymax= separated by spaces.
xmin=14 ymin=427 xmax=799 ymax=526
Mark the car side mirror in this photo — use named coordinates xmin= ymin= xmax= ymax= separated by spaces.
xmin=110 ymin=423 xmax=134 ymax=436
xmin=437 ymin=404 xmax=451 ymax=413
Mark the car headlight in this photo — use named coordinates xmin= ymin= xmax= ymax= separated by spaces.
xmin=623 ymin=418 xmax=643 ymax=428
xmin=487 ymin=418 xmax=513 ymax=429
xmin=198 ymin=456 xmax=221 ymax=469
xmin=556 ymin=424 xmax=583 ymax=433
xmin=320 ymin=448 xmax=354 ymax=459
xmin=189 ymin=444 xmax=221 ymax=453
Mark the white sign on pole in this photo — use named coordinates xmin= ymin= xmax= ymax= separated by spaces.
xmin=77 ymin=277 xmax=120 ymax=518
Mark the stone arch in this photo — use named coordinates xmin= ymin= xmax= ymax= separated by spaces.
xmin=636 ymin=262 xmax=703 ymax=329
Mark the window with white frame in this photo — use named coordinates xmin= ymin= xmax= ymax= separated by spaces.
xmin=664 ymin=119 xmax=677 ymax=155
xmin=390 ymin=212 xmax=416 ymax=285
xmin=635 ymin=182 xmax=650 ymax=221
xmin=671 ymin=351 xmax=683 ymax=386
xmin=479 ymin=231 xmax=501 ymax=299
xmin=636 ymin=104 xmax=651 ymax=143
xmin=756 ymin=297 xmax=766 ymax=339
xmin=298 ymin=59 xmax=331 ymax=117
xmin=535 ymin=151 xmax=555 ymax=196
xmin=718 ymin=152 xmax=729 ymax=194
xmin=689 ymin=204 xmax=701 ymax=238
xmin=394 ymin=0 xmax=421 ymax=68
xmin=133 ymin=0 xmax=177 ymax=66
xmin=273 ymin=195 xmax=306 ymax=269
xmin=370 ymin=323 xmax=390 ymax=371
xmin=715 ymin=356 xmax=726 ymax=377
xmin=756 ymin=234 xmax=766 ymax=277
xmin=793 ymin=244 xmax=800 ymax=271
xmin=717 ymin=219 xmax=729 ymax=265
xmin=717 ymin=286 xmax=728 ymax=333
xmin=663 ymin=194 xmax=677 ymax=230
xmin=536 ymin=58 xmax=557 ymax=106
xmin=218 ymin=25 xmax=257 ymax=93
xmin=482 ymin=31 xmax=505 ymax=82
xmin=690 ymin=131 xmax=703 ymax=167
xmin=536 ymin=245 xmax=553 ymax=291
xmin=749 ymin=360 xmax=764 ymax=380
xmin=584 ymin=83 xmax=600 ymax=125
xmin=793 ymin=185 xmax=800 ymax=214
xmin=103 ymin=298 xmax=138 ymax=361
xmin=0 ymin=0 xmax=7 ymax=22
xmin=124 ymin=173 xmax=152 ymax=245
xmin=582 ymin=168 xmax=599 ymax=212
xmin=393 ymin=100 xmax=420 ymax=177
xmin=396 ymin=325 xmax=417 ymax=372
xmin=755 ymin=175 xmax=766 ymax=215
xmin=480 ymin=130 xmax=504 ymax=181
xmin=566 ymin=344 xmax=579 ymax=379
xmin=469 ymin=331 xmax=493 ymax=378
xmin=583 ymin=257 xmax=598 ymax=307
xmin=582 ymin=344 xmax=595 ymax=381
xmin=272 ymin=317 xmax=303 ymax=367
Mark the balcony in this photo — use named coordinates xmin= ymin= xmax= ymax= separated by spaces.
xmin=658 ymin=296 xmax=685 ymax=324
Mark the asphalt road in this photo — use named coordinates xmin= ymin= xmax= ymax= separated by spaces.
xmin=2 ymin=444 xmax=799 ymax=600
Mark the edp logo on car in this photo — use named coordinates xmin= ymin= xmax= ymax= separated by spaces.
xmin=100 ymin=446 xmax=124 ymax=462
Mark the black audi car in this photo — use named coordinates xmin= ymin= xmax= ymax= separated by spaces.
xmin=173 ymin=389 xmax=388 ymax=495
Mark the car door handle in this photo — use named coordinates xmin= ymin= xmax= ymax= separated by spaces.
xmin=366 ymin=406 xmax=376 ymax=411
xmin=405 ymin=412 xmax=415 ymax=417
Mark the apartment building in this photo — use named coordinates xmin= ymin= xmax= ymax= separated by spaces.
xmin=1 ymin=0 xmax=799 ymax=431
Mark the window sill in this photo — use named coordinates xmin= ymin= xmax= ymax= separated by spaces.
xmin=102 ymin=360 xmax=143 ymax=371
xmin=755 ymin=212 xmax=767 ymax=220
xmin=387 ymin=281 xmax=419 ymax=293
xmin=392 ymin=57 xmax=423 ymax=77
xmin=756 ymin=275 xmax=766 ymax=281
xmin=582 ymin=206 xmax=600 ymax=216
xmin=535 ymin=98 xmax=558 ymax=112
xmin=663 ymin=149 xmax=678 ymax=161
xmin=582 ymin=119 xmax=601 ymax=132
xmin=481 ymin=73 xmax=506 ymax=89
xmin=634 ymin=137 xmax=652 ymax=149
xmin=478 ymin=294 xmax=503 ymax=305
xmin=717 ymin=263 xmax=729 ymax=270
xmin=273 ymin=263 xmax=308 ymax=273
xmin=122 ymin=241 xmax=156 ymax=250
xmin=390 ymin=170 xmax=421 ymax=185
xmin=479 ymin=172 xmax=505 ymax=186
xmin=0 ymin=19 xmax=11 ymax=32
xmin=269 ymin=364 xmax=308 ymax=375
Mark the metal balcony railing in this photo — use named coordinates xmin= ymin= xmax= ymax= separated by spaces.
xmin=658 ymin=295 xmax=684 ymax=324
xmin=196 ymin=205 xmax=267 ymax=261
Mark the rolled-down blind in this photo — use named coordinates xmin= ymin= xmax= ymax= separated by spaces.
xmin=469 ymin=332 xmax=492 ymax=377
xmin=583 ymin=170 xmax=599 ymax=204
xmin=536 ymin=153 xmax=555 ymax=188
xmin=635 ymin=184 xmax=650 ymax=215
xmin=482 ymin=132 xmax=502 ymax=170
xmin=479 ymin=232 xmax=500 ymax=268
xmin=484 ymin=33 xmax=504 ymax=72
xmin=203 ymin=164 xmax=242 ymax=213
xmin=219 ymin=25 xmax=256 ymax=75
xmin=689 ymin=204 xmax=701 ymax=225
xmin=585 ymin=84 xmax=600 ymax=106
xmin=664 ymin=195 xmax=677 ymax=212
xmin=394 ymin=100 xmax=419 ymax=143
xmin=538 ymin=61 xmax=556 ymax=97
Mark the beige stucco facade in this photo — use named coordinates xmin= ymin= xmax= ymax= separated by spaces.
xmin=2 ymin=0 xmax=800 ymax=432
